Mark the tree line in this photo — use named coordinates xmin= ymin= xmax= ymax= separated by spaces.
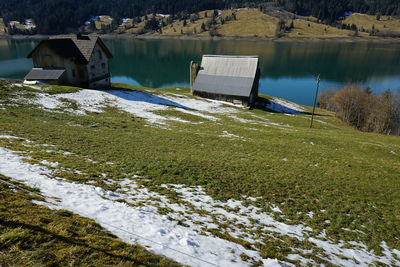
xmin=278 ymin=0 xmax=400 ymax=23
xmin=0 ymin=0 xmax=399 ymax=34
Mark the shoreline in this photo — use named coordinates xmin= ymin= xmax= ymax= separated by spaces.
xmin=1 ymin=33 xmax=400 ymax=43
xmin=106 ymin=33 xmax=400 ymax=43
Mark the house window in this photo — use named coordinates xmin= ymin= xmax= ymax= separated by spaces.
xmin=71 ymin=69 xmax=76 ymax=78
xmin=102 ymin=63 xmax=106 ymax=72
xmin=98 ymin=50 xmax=102 ymax=59
xmin=91 ymin=65 xmax=95 ymax=70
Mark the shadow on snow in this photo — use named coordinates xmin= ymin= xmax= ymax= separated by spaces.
xmin=103 ymin=89 xmax=194 ymax=110
xmin=254 ymin=97 xmax=311 ymax=115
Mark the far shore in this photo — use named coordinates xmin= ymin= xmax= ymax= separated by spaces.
xmin=1 ymin=33 xmax=400 ymax=43
xmin=122 ymin=33 xmax=400 ymax=43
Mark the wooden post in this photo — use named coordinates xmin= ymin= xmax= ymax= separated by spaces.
xmin=310 ymin=74 xmax=321 ymax=128
xmin=189 ymin=60 xmax=193 ymax=93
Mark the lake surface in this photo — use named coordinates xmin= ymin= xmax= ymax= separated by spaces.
xmin=1 ymin=38 xmax=399 ymax=106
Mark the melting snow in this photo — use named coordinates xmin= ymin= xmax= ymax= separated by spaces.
xmin=8 ymin=84 xmax=303 ymax=129
xmin=0 ymin=147 xmax=284 ymax=267
xmin=219 ymin=131 xmax=245 ymax=140
xmin=26 ymin=89 xmax=238 ymax=125
xmin=0 ymin=144 xmax=399 ymax=266
xmin=0 ymin=135 xmax=19 ymax=139
xmin=39 ymin=160 xmax=59 ymax=168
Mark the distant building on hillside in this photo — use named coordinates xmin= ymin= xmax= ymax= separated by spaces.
xmin=8 ymin=19 xmax=36 ymax=34
xmin=25 ymin=34 xmax=112 ymax=88
xmin=192 ymin=55 xmax=260 ymax=107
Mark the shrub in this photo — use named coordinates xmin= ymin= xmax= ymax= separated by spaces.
xmin=275 ymin=19 xmax=286 ymax=37
xmin=393 ymin=91 xmax=400 ymax=135
xmin=330 ymin=86 xmax=371 ymax=129
xmin=318 ymin=90 xmax=335 ymax=111
xmin=319 ymin=86 xmax=400 ymax=135
xmin=363 ymin=91 xmax=397 ymax=134
xmin=144 ymin=18 xmax=159 ymax=32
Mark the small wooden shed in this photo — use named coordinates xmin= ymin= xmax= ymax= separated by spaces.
xmin=192 ymin=55 xmax=260 ymax=107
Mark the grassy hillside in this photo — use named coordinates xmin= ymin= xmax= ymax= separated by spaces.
xmin=286 ymin=18 xmax=363 ymax=38
xmin=0 ymin=18 xmax=7 ymax=35
xmin=108 ymin=8 xmax=400 ymax=39
xmin=343 ymin=13 xmax=400 ymax=33
xmin=216 ymin=9 xmax=279 ymax=38
xmin=151 ymin=9 xmax=356 ymax=38
xmin=0 ymin=81 xmax=399 ymax=265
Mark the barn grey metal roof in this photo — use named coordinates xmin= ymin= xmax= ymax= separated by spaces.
xmin=27 ymin=34 xmax=112 ymax=64
xmin=192 ymin=55 xmax=259 ymax=97
xmin=24 ymin=68 xmax=66 ymax=80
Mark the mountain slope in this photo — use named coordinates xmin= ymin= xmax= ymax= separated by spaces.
xmin=0 ymin=0 xmax=399 ymax=34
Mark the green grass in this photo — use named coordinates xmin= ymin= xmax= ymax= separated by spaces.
xmin=0 ymin=175 xmax=180 ymax=267
xmin=0 ymin=81 xmax=399 ymax=264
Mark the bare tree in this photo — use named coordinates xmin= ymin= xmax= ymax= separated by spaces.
xmin=319 ymin=86 xmax=400 ymax=135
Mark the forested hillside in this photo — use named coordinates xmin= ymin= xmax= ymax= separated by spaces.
xmin=278 ymin=0 xmax=400 ymax=22
xmin=0 ymin=0 xmax=399 ymax=34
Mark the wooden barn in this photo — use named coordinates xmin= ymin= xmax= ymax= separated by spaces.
xmin=192 ymin=55 xmax=260 ymax=107
xmin=25 ymin=34 xmax=112 ymax=88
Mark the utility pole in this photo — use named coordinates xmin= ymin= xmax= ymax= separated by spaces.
xmin=310 ymin=74 xmax=321 ymax=128
xmin=189 ymin=60 xmax=193 ymax=93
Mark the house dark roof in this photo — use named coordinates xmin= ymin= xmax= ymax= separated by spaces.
xmin=24 ymin=68 xmax=66 ymax=80
xmin=192 ymin=55 xmax=259 ymax=97
xmin=27 ymin=34 xmax=113 ymax=64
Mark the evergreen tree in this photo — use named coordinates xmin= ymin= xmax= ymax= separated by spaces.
xmin=201 ymin=22 xmax=206 ymax=32
xmin=144 ymin=17 xmax=159 ymax=32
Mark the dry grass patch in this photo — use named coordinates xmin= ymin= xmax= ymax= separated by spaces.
xmin=217 ymin=9 xmax=278 ymax=37
xmin=342 ymin=13 xmax=400 ymax=32
xmin=158 ymin=10 xmax=213 ymax=36
xmin=286 ymin=19 xmax=364 ymax=38
xmin=124 ymin=16 xmax=148 ymax=34
xmin=0 ymin=18 xmax=6 ymax=35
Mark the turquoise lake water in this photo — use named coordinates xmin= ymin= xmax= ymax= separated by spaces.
xmin=1 ymin=38 xmax=399 ymax=105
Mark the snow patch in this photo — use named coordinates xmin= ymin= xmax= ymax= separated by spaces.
xmin=39 ymin=160 xmax=59 ymax=168
xmin=0 ymin=135 xmax=19 ymax=139
xmin=27 ymin=89 xmax=239 ymax=125
xmin=219 ymin=131 xmax=245 ymax=140
xmin=1 ymin=140 xmax=400 ymax=266
xmin=0 ymin=147 xmax=285 ymax=267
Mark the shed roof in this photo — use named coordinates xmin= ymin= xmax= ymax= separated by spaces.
xmin=192 ymin=55 xmax=259 ymax=97
xmin=27 ymin=34 xmax=112 ymax=64
xmin=24 ymin=68 xmax=66 ymax=80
